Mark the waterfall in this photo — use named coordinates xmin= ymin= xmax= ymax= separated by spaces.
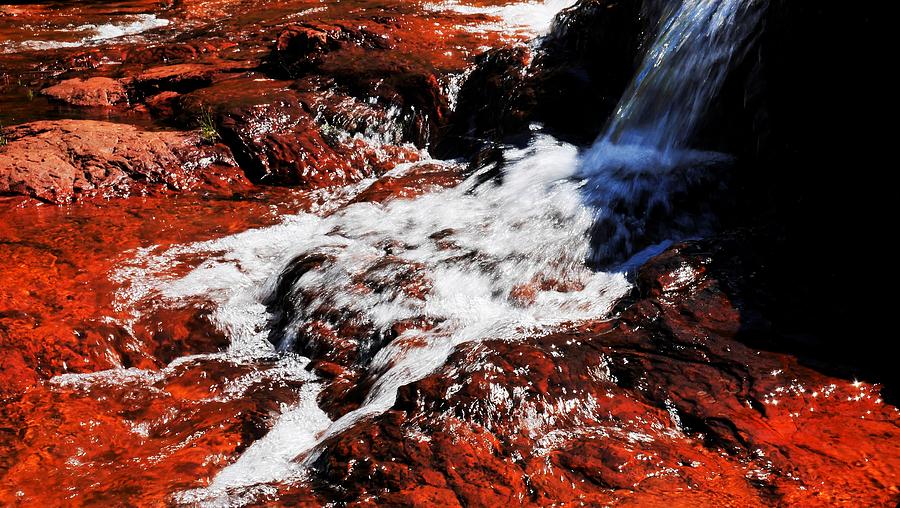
xmin=98 ymin=0 xmax=768 ymax=504
xmin=602 ymin=0 xmax=765 ymax=153
xmin=579 ymin=0 xmax=765 ymax=266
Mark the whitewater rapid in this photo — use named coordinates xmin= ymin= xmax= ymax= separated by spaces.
xmin=112 ymin=136 xmax=633 ymax=504
xmin=49 ymin=0 xmax=766 ymax=504
xmin=2 ymin=13 xmax=169 ymax=54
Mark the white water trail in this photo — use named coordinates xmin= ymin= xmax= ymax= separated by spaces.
xmin=425 ymin=0 xmax=580 ymax=36
xmin=97 ymin=0 xmax=765 ymax=504
xmin=151 ymin=141 xmax=631 ymax=504
xmin=3 ymin=14 xmax=170 ymax=53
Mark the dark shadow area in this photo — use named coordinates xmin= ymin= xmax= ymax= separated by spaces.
xmin=446 ymin=0 xmax=893 ymax=398
xmin=695 ymin=1 xmax=894 ymax=400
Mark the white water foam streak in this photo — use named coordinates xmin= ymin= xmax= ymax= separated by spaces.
xmin=111 ymin=137 xmax=629 ymax=504
xmin=425 ymin=0 xmax=579 ymax=36
xmin=3 ymin=14 xmax=170 ymax=53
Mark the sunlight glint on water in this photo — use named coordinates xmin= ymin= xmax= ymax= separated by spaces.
xmin=48 ymin=0 xmax=768 ymax=504
xmin=124 ymin=139 xmax=632 ymax=504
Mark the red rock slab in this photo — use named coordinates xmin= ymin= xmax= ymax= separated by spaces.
xmin=0 ymin=356 xmax=308 ymax=506
xmin=0 ymin=120 xmax=238 ymax=203
xmin=40 ymin=77 xmax=130 ymax=107
xmin=351 ymin=163 xmax=464 ymax=204
xmin=131 ymin=62 xmax=259 ymax=96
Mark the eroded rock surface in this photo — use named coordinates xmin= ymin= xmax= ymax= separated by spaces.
xmin=0 ymin=120 xmax=240 ymax=203
xmin=41 ymin=77 xmax=129 ymax=107
xmin=299 ymin=241 xmax=900 ymax=506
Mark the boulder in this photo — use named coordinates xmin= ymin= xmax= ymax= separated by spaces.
xmin=181 ymin=77 xmax=419 ymax=187
xmin=40 ymin=77 xmax=129 ymax=107
xmin=529 ymin=0 xmax=646 ymax=142
xmin=0 ymin=120 xmax=236 ymax=203
xmin=439 ymin=0 xmax=647 ymax=156
xmin=271 ymin=21 xmax=449 ymax=148
xmin=436 ymin=46 xmax=534 ymax=158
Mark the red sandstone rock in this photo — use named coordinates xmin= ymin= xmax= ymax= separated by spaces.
xmin=271 ymin=24 xmax=346 ymax=76
xmin=125 ymin=40 xmax=230 ymax=66
xmin=0 ymin=120 xmax=238 ymax=203
xmin=304 ymin=242 xmax=900 ymax=506
xmin=132 ymin=62 xmax=256 ymax=96
xmin=179 ymin=77 xmax=420 ymax=188
xmin=0 ymin=357 xmax=308 ymax=505
xmin=351 ymin=163 xmax=463 ymax=204
xmin=145 ymin=90 xmax=182 ymax=117
xmin=40 ymin=77 xmax=129 ymax=107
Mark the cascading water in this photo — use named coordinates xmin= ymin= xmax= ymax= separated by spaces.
xmin=89 ymin=0 xmax=766 ymax=503
xmin=605 ymin=0 xmax=765 ymax=152
xmin=579 ymin=0 xmax=765 ymax=265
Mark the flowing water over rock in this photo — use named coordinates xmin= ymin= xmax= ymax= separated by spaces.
xmin=1 ymin=0 xmax=898 ymax=505
xmin=123 ymin=142 xmax=632 ymax=502
xmin=97 ymin=0 xmax=787 ymax=501
xmin=580 ymin=0 xmax=765 ymax=265
xmin=0 ymin=2 xmax=171 ymax=54
xmin=603 ymin=0 xmax=765 ymax=152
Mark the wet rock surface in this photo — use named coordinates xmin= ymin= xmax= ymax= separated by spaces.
xmin=0 ymin=0 xmax=897 ymax=506
xmin=303 ymin=240 xmax=900 ymax=506
xmin=183 ymin=77 xmax=421 ymax=187
xmin=2 ymin=0 xmax=523 ymax=200
xmin=0 ymin=120 xmax=241 ymax=203
xmin=41 ymin=77 xmax=130 ymax=107
xmin=0 ymin=187 xmax=341 ymax=504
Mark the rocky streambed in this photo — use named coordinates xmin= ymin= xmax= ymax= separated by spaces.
xmin=1 ymin=0 xmax=897 ymax=506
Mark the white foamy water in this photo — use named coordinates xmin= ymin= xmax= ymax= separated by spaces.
xmin=54 ymin=0 xmax=765 ymax=504
xmin=111 ymin=140 xmax=631 ymax=504
xmin=3 ymin=14 xmax=170 ymax=53
xmin=425 ymin=0 xmax=579 ymax=36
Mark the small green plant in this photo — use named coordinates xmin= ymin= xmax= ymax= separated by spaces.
xmin=0 ymin=122 xmax=7 ymax=148
xmin=197 ymin=107 xmax=220 ymax=144
xmin=197 ymin=107 xmax=222 ymax=143
xmin=318 ymin=121 xmax=343 ymax=145
xmin=24 ymin=87 xmax=34 ymax=101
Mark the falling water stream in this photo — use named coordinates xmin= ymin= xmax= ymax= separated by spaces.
xmin=57 ymin=0 xmax=767 ymax=503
